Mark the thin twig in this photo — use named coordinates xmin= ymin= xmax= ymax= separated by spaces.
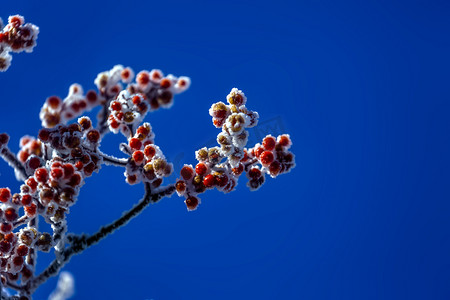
xmin=97 ymin=151 xmax=128 ymax=167
xmin=0 ymin=147 xmax=27 ymax=180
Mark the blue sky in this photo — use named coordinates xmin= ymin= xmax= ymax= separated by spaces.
xmin=1 ymin=0 xmax=450 ymax=299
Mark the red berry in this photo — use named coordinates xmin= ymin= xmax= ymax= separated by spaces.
xmin=144 ymin=145 xmax=156 ymax=158
xmin=255 ymin=147 xmax=264 ymax=158
xmin=75 ymin=161 xmax=84 ymax=170
xmin=160 ymin=78 xmax=171 ymax=89
xmin=16 ymin=245 xmax=28 ymax=256
xmin=129 ymin=138 xmax=142 ymax=151
xmin=83 ymin=163 xmax=96 ymax=176
xmin=132 ymin=150 xmax=145 ymax=165
xmin=215 ymin=173 xmax=229 ymax=187
xmin=4 ymin=208 xmax=17 ymax=222
xmin=0 ymin=188 xmax=11 ymax=202
xmin=175 ymin=180 xmax=186 ymax=193
xmin=260 ymin=151 xmax=274 ymax=165
xmin=180 ymin=165 xmax=194 ymax=180
xmin=25 ymin=204 xmax=36 ymax=217
xmin=132 ymin=95 xmax=142 ymax=105
xmin=68 ymin=173 xmax=82 ymax=187
xmin=0 ymin=240 xmax=11 ymax=253
xmin=203 ymin=174 xmax=215 ymax=188
xmin=86 ymin=90 xmax=98 ymax=103
xmin=278 ymin=135 xmax=291 ymax=147
xmin=86 ymin=130 xmax=100 ymax=143
xmin=137 ymin=71 xmax=150 ymax=86
xmin=136 ymin=125 xmax=150 ymax=136
xmin=63 ymin=164 xmax=75 ymax=179
xmin=46 ymin=96 xmax=61 ymax=109
xmin=13 ymin=256 xmax=24 ymax=267
xmin=185 ymin=196 xmax=199 ymax=211
xmin=110 ymin=119 xmax=120 ymax=129
xmin=34 ymin=168 xmax=49 ymax=183
xmin=38 ymin=129 xmax=51 ymax=142
xmin=269 ymin=161 xmax=281 ymax=176
xmin=21 ymin=194 xmax=32 ymax=206
xmin=195 ymin=163 xmax=208 ymax=176
xmin=50 ymin=167 xmax=64 ymax=179
xmin=121 ymin=68 xmax=131 ymax=80
xmin=262 ymin=136 xmax=276 ymax=151
xmin=110 ymin=101 xmax=122 ymax=111
xmin=0 ymin=133 xmax=9 ymax=147
xmin=9 ymin=16 xmax=23 ymax=28
xmin=248 ymin=168 xmax=262 ymax=179
xmin=18 ymin=151 xmax=30 ymax=163
xmin=0 ymin=223 xmax=12 ymax=234
xmin=28 ymin=156 xmax=41 ymax=170
xmin=26 ymin=178 xmax=38 ymax=192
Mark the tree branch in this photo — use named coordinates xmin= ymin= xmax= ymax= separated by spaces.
xmin=25 ymin=183 xmax=175 ymax=293
xmin=0 ymin=147 xmax=27 ymax=181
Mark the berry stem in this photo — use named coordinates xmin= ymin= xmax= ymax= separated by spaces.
xmin=0 ymin=146 xmax=28 ymax=180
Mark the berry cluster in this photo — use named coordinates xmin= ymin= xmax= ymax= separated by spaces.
xmin=107 ymin=91 xmax=149 ymax=136
xmin=126 ymin=68 xmax=191 ymax=111
xmin=176 ymin=89 xmax=295 ymax=210
xmin=210 ymin=88 xmax=259 ymax=167
xmin=123 ymin=124 xmax=172 ymax=186
xmin=39 ymin=84 xmax=100 ymax=128
xmin=0 ymin=185 xmax=50 ymax=283
xmin=0 ymin=15 xmax=39 ymax=71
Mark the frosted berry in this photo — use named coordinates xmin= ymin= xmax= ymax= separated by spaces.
xmin=129 ymin=138 xmax=142 ymax=151
xmin=180 ymin=165 xmax=194 ymax=181
xmin=260 ymin=151 xmax=274 ymax=165
xmin=4 ymin=208 xmax=17 ymax=222
xmin=86 ymin=130 xmax=100 ymax=144
xmin=185 ymin=196 xmax=199 ymax=211
xmin=262 ymin=136 xmax=276 ymax=151
xmin=278 ymin=135 xmax=291 ymax=147
xmin=203 ymin=174 xmax=215 ymax=188
xmin=0 ymin=188 xmax=11 ymax=202
xmin=144 ymin=145 xmax=156 ymax=158
xmin=195 ymin=163 xmax=208 ymax=176
xmin=34 ymin=168 xmax=49 ymax=183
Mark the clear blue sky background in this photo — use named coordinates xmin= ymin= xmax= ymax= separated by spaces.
xmin=1 ymin=0 xmax=450 ymax=299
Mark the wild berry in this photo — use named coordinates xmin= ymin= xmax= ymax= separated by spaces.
xmin=260 ymin=151 xmax=274 ymax=165
xmin=129 ymin=138 xmax=142 ymax=151
xmin=278 ymin=135 xmax=291 ymax=147
xmin=248 ymin=167 xmax=262 ymax=179
xmin=144 ymin=145 xmax=156 ymax=158
xmin=180 ymin=165 xmax=194 ymax=180
xmin=195 ymin=163 xmax=208 ymax=176
xmin=262 ymin=136 xmax=276 ymax=151
xmin=34 ymin=168 xmax=49 ymax=183
xmin=4 ymin=208 xmax=17 ymax=222
xmin=0 ymin=188 xmax=11 ymax=202
xmin=203 ymin=174 xmax=215 ymax=188
xmin=86 ymin=130 xmax=100 ymax=144
xmin=16 ymin=245 xmax=29 ymax=256
xmin=185 ymin=196 xmax=199 ymax=211
xmin=21 ymin=194 xmax=32 ymax=206
xmin=132 ymin=151 xmax=145 ymax=165
xmin=26 ymin=178 xmax=38 ymax=192
xmin=175 ymin=181 xmax=186 ymax=193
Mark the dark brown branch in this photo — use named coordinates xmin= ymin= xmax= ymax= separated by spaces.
xmin=25 ymin=183 xmax=175 ymax=293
